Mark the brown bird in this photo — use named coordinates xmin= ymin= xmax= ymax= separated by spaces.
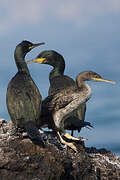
xmin=40 ymin=71 xmax=115 ymax=152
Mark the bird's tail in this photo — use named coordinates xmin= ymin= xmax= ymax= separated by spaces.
xmin=77 ymin=121 xmax=94 ymax=132
xmin=64 ymin=116 xmax=93 ymax=132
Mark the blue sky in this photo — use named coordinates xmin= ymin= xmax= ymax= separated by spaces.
xmin=0 ymin=0 xmax=120 ymax=154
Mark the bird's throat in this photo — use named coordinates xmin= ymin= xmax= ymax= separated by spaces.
xmin=49 ymin=68 xmax=64 ymax=81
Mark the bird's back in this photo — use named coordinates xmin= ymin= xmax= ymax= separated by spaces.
xmin=48 ymin=75 xmax=75 ymax=95
xmin=49 ymin=74 xmax=86 ymax=122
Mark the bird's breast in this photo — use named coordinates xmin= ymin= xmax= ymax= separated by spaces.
xmin=70 ymin=84 xmax=91 ymax=110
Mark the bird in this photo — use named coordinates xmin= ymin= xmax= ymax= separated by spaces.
xmin=27 ymin=50 xmax=93 ymax=136
xmin=41 ymin=71 xmax=115 ymax=152
xmin=26 ymin=58 xmax=116 ymax=152
xmin=6 ymin=40 xmax=45 ymax=146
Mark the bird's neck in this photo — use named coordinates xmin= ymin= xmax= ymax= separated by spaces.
xmin=76 ymin=79 xmax=85 ymax=89
xmin=76 ymin=80 xmax=92 ymax=100
xmin=49 ymin=67 xmax=64 ymax=81
xmin=14 ymin=53 xmax=30 ymax=75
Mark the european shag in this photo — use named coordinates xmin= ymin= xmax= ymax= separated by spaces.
xmin=27 ymin=50 xmax=93 ymax=135
xmin=6 ymin=40 xmax=45 ymax=146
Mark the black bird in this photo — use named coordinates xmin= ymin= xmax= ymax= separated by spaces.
xmin=27 ymin=50 xmax=93 ymax=135
xmin=6 ymin=40 xmax=45 ymax=146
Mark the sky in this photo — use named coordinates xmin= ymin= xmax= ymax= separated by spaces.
xmin=0 ymin=0 xmax=120 ymax=155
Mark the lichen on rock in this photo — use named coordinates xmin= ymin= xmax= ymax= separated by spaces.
xmin=0 ymin=118 xmax=120 ymax=180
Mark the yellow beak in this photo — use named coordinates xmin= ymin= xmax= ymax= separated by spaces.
xmin=92 ymin=77 xmax=115 ymax=84
xmin=28 ymin=42 xmax=45 ymax=50
xmin=26 ymin=58 xmax=46 ymax=64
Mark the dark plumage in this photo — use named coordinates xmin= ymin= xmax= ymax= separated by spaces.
xmin=6 ymin=40 xmax=45 ymax=146
xmin=27 ymin=50 xmax=92 ymax=135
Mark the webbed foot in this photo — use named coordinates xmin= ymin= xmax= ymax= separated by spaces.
xmin=57 ymin=131 xmax=77 ymax=152
xmin=63 ymin=132 xmax=81 ymax=141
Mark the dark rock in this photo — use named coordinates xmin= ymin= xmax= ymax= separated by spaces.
xmin=0 ymin=119 xmax=120 ymax=180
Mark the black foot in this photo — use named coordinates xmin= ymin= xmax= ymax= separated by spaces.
xmin=25 ymin=122 xmax=45 ymax=147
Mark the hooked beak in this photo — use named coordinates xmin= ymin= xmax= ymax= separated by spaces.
xmin=92 ymin=77 xmax=115 ymax=84
xmin=28 ymin=42 xmax=45 ymax=50
xmin=26 ymin=58 xmax=46 ymax=64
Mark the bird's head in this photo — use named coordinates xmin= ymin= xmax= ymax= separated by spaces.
xmin=15 ymin=40 xmax=45 ymax=58
xmin=26 ymin=50 xmax=65 ymax=69
xmin=76 ymin=71 xmax=115 ymax=85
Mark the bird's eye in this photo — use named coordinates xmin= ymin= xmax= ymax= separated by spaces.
xmin=46 ymin=53 xmax=51 ymax=57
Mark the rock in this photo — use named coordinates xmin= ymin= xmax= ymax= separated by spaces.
xmin=0 ymin=119 xmax=120 ymax=180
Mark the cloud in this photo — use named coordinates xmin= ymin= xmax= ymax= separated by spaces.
xmin=56 ymin=0 xmax=120 ymax=26
xmin=0 ymin=0 xmax=120 ymax=34
xmin=0 ymin=0 xmax=45 ymax=34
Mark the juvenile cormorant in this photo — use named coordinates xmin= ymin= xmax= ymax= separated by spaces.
xmin=27 ymin=50 xmax=93 ymax=135
xmin=41 ymin=71 xmax=115 ymax=151
xmin=6 ymin=40 xmax=45 ymax=146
